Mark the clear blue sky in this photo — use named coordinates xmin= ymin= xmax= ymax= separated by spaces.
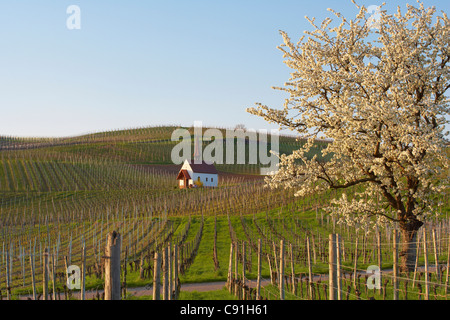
xmin=1 ymin=0 xmax=448 ymax=137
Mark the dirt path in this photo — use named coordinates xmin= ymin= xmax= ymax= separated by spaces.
xmin=16 ymin=278 xmax=272 ymax=300
xmin=124 ymin=278 xmax=273 ymax=298
xmin=16 ymin=265 xmax=440 ymax=300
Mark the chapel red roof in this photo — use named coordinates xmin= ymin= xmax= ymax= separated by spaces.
xmin=177 ymin=169 xmax=191 ymax=180
xmin=187 ymin=160 xmax=218 ymax=174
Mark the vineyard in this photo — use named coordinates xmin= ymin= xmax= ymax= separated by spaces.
xmin=0 ymin=126 xmax=449 ymax=300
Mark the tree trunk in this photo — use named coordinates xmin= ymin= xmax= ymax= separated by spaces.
xmin=399 ymin=218 xmax=423 ymax=272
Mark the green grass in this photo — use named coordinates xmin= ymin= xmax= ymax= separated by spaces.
xmin=178 ymin=288 xmax=238 ymax=300
xmin=122 ymin=287 xmax=238 ymax=300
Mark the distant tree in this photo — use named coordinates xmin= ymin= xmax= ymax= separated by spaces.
xmin=247 ymin=1 xmax=449 ymax=272
xmin=234 ymin=124 xmax=247 ymax=132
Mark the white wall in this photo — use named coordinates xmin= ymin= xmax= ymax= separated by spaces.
xmin=191 ymin=172 xmax=218 ymax=187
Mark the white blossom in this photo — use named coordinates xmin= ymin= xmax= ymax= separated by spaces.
xmin=247 ymin=1 xmax=449 ymax=234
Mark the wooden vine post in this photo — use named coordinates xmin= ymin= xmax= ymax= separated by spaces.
xmin=445 ymin=235 xmax=450 ymax=296
xmin=163 ymin=246 xmax=169 ymax=300
xmin=168 ymin=243 xmax=172 ymax=300
xmin=173 ymin=244 xmax=179 ymax=300
xmin=104 ymin=231 xmax=122 ymax=300
xmin=6 ymin=249 xmax=11 ymax=300
xmin=328 ymin=234 xmax=337 ymax=300
xmin=257 ymin=239 xmax=262 ymax=299
xmin=377 ymin=231 xmax=382 ymax=294
xmin=234 ymin=242 xmax=239 ymax=295
xmin=227 ymin=242 xmax=233 ymax=293
xmin=51 ymin=251 xmax=57 ymax=301
xmin=423 ymin=229 xmax=429 ymax=300
xmin=153 ymin=251 xmax=161 ymax=300
xmin=393 ymin=229 xmax=399 ymax=300
xmin=290 ymin=243 xmax=296 ymax=295
xmin=353 ymin=236 xmax=359 ymax=290
xmin=43 ymin=247 xmax=49 ymax=300
xmin=307 ymin=236 xmax=313 ymax=298
xmin=432 ymin=229 xmax=440 ymax=282
xmin=336 ymin=234 xmax=342 ymax=300
xmin=81 ymin=244 xmax=86 ymax=300
xmin=242 ymin=241 xmax=246 ymax=299
xmin=30 ymin=254 xmax=37 ymax=300
xmin=279 ymin=240 xmax=285 ymax=300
